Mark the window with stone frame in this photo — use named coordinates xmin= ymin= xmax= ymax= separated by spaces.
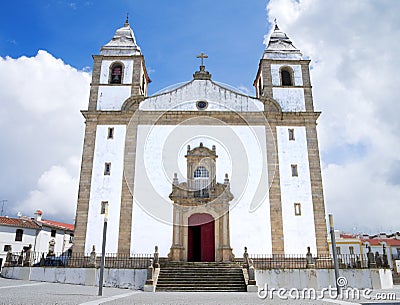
xmin=294 ymin=203 xmax=301 ymax=216
xmin=288 ymin=128 xmax=295 ymax=141
xmin=15 ymin=229 xmax=23 ymax=241
xmin=110 ymin=63 xmax=123 ymax=84
xmin=104 ymin=163 xmax=111 ymax=175
xmin=107 ymin=127 xmax=114 ymax=139
xmin=281 ymin=68 xmax=293 ymax=86
xmin=291 ymin=164 xmax=298 ymax=177
xmin=100 ymin=201 xmax=108 ymax=214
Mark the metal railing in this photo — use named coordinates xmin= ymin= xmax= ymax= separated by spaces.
xmin=249 ymin=254 xmax=370 ymax=270
xmin=4 ymin=252 xmax=153 ymax=269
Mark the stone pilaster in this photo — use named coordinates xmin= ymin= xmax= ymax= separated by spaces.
xmin=73 ymin=117 xmax=98 ymax=253
xmin=88 ymin=56 xmax=102 ymax=111
xmin=305 ymin=120 xmax=329 ymax=255
xmin=117 ymin=115 xmax=138 ymax=253
xmin=301 ymin=60 xmax=314 ymax=112
xmin=266 ymin=120 xmax=285 ymax=254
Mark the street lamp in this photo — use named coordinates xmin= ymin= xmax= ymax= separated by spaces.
xmin=98 ymin=202 xmax=109 ymax=296
xmin=329 ymin=214 xmax=341 ymax=293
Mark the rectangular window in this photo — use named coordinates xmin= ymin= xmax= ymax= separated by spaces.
xmin=101 ymin=201 xmax=108 ymax=214
xmin=69 ymin=234 xmax=74 ymax=244
xmin=4 ymin=245 xmax=11 ymax=252
xmin=288 ymin=128 xmax=295 ymax=141
xmin=104 ymin=163 xmax=111 ymax=175
xmin=336 ymin=247 xmax=341 ymax=255
xmin=15 ymin=229 xmax=23 ymax=242
xmin=294 ymin=203 xmax=301 ymax=216
xmin=107 ymin=127 xmax=114 ymax=139
xmin=51 ymin=229 xmax=56 ymax=237
xmin=291 ymin=164 xmax=298 ymax=177
xmin=349 ymin=246 xmax=354 ymax=255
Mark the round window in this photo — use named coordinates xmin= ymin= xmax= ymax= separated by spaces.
xmin=196 ymin=100 xmax=208 ymax=110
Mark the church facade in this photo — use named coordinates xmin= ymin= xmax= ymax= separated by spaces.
xmin=73 ymin=19 xmax=329 ymax=261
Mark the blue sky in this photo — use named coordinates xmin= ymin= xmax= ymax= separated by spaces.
xmin=0 ymin=0 xmax=267 ymax=94
xmin=0 ymin=0 xmax=399 ymax=234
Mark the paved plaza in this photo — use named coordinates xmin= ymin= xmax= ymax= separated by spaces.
xmin=0 ymin=278 xmax=399 ymax=305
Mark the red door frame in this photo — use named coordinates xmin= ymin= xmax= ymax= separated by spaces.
xmin=188 ymin=213 xmax=215 ymax=262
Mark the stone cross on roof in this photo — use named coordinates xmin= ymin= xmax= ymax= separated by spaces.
xmin=196 ymin=52 xmax=208 ymax=67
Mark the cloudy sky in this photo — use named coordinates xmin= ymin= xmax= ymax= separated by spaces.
xmin=0 ymin=0 xmax=399 ymax=235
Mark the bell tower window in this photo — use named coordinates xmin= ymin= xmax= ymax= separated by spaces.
xmin=110 ymin=63 xmax=123 ymax=84
xmin=281 ymin=68 xmax=293 ymax=86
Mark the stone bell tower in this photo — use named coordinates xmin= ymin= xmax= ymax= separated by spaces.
xmin=253 ymin=22 xmax=329 ymax=255
xmin=169 ymin=143 xmax=234 ymax=262
xmin=73 ymin=18 xmax=151 ymax=254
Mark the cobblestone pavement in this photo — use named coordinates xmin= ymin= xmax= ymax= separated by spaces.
xmin=0 ymin=278 xmax=399 ymax=305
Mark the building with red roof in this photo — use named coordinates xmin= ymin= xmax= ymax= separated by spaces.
xmin=0 ymin=210 xmax=74 ymax=269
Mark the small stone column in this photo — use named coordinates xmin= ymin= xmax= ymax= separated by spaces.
xmin=4 ymin=246 xmax=13 ymax=267
xmin=88 ymin=245 xmax=96 ymax=268
xmin=367 ymin=245 xmax=377 ymax=268
xmin=306 ymin=247 xmax=315 ymax=268
xmin=144 ymin=259 xmax=156 ymax=292
xmin=23 ymin=244 xmax=33 ymax=267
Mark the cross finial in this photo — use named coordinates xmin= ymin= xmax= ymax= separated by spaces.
xmin=274 ymin=18 xmax=280 ymax=30
xmin=125 ymin=13 xmax=129 ymax=26
xmin=196 ymin=52 xmax=208 ymax=67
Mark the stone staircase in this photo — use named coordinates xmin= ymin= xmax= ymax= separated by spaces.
xmin=156 ymin=261 xmax=247 ymax=292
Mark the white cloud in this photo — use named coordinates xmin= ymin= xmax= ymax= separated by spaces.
xmin=20 ymin=164 xmax=78 ymax=222
xmin=267 ymin=0 xmax=400 ymax=233
xmin=0 ymin=50 xmax=90 ymax=223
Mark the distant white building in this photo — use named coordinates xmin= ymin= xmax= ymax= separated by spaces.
xmin=328 ymin=231 xmax=400 ymax=271
xmin=0 ymin=210 xmax=74 ymax=269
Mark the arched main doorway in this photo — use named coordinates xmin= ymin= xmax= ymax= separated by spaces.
xmin=187 ymin=213 xmax=215 ymax=262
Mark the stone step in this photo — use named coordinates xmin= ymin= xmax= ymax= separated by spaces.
xmin=156 ymin=286 xmax=247 ymax=292
xmin=157 ymin=278 xmax=245 ymax=283
xmin=156 ymin=261 xmax=246 ymax=292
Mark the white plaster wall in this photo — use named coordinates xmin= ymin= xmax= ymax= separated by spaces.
xmin=0 ymin=225 xmax=37 ymax=265
xmin=131 ymin=125 xmax=271 ymax=256
xmin=271 ymin=64 xmax=303 ymax=86
xmin=140 ymin=80 xmax=263 ymax=112
xmin=277 ymin=126 xmax=316 ymax=254
xmin=2 ymin=267 xmax=147 ymax=290
xmin=85 ymin=125 xmax=126 ymax=253
xmin=273 ymin=88 xmax=305 ymax=112
xmin=99 ymin=60 xmax=134 ymax=85
xmin=256 ymin=269 xmax=379 ymax=290
xmin=97 ymin=86 xmax=131 ymax=111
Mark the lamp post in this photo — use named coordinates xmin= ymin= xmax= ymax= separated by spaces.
xmin=1 ymin=200 xmax=7 ymax=216
xmin=98 ymin=202 xmax=109 ymax=296
xmin=329 ymin=214 xmax=341 ymax=293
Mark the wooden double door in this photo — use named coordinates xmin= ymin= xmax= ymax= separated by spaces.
xmin=187 ymin=213 xmax=215 ymax=262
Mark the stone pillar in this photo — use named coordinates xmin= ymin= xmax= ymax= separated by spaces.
xmin=118 ymin=117 xmax=137 ymax=254
xmin=74 ymin=118 xmax=98 ymax=253
xmin=266 ymin=120 xmax=284 ymax=254
xmin=305 ymin=119 xmax=329 ymax=255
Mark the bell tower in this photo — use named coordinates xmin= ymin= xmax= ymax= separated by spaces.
xmin=88 ymin=17 xmax=151 ymax=112
xmin=253 ymin=22 xmax=329 ymax=255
